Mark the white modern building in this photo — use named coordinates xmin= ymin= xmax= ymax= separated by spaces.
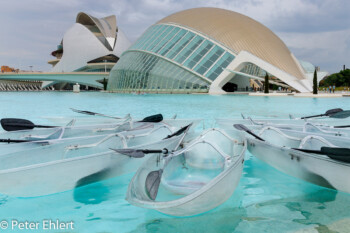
xmin=108 ymin=8 xmax=327 ymax=93
xmin=49 ymin=12 xmax=131 ymax=74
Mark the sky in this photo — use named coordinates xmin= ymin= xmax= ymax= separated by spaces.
xmin=0 ymin=0 xmax=349 ymax=74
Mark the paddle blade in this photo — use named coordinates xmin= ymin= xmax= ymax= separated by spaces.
xmin=164 ymin=123 xmax=192 ymax=139
xmin=233 ymin=124 xmax=249 ymax=132
xmin=321 ymin=147 xmax=350 ymax=162
xmin=330 ymin=110 xmax=350 ymax=119
xmin=1 ymin=118 xmax=34 ymax=131
xmin=145 ymin=169 xmax=163 ymax=200
xmin=233 ymin=124 xmax=265 ymax=141
xmin=139 ymin=114 xmax=163 ymax=123
xmin=325 ymin=108 xmax=343 ymax=116
xmin=110 ymin=148 xmax=146 ymax=158
xmin=110 ymin=148 xmax=164 ymax=158
xmin=70 ymin=108 xmax=95 ymax=116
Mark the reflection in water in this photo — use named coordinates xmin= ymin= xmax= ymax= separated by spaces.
xmin=129 ymin=207 xmax=246 ymax=233
xmin=73 ymin=168 xmax=112 ymax=205
xmin=73 ymin=182 xmax=110 ymax=205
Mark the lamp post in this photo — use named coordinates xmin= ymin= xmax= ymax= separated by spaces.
xmin=104 ymin=60 xmax=107 ymax=73
xmin=29 ymin=66 xmax=33 ymax=72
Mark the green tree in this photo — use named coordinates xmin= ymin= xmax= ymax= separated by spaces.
xmin=103 ymin=78 xmax=108 ymax=91
xmin=313 ymin=69 xmax=318 ymax=94
xmin=264 ymin=73 xmax=269 ymax=93
xmin=320 ymin=69 xmax=350 ymax=87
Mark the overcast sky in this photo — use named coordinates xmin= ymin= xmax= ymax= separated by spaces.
xmin=0 ymin=0 xmax=349 ymax=73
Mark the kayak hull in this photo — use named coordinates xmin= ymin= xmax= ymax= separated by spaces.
xmin=0 ymin=134 xmax=183 ymax=197
xmin=248 ymin=138 xmax=350 ymax=193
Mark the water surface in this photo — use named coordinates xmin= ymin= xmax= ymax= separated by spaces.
xmin=0 ymin=92 xmax=349 ymax=233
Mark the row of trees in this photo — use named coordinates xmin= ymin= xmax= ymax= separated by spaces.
xmin=264 ymin=68 xmax=348 ymax=95
xmin=319 ymin=69 xmax=350 ymax=87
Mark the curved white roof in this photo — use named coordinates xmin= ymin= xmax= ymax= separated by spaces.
xmin=76 ymin=12 xmax=117 ymax=50
xmin=158 ymin=8 xmax=305 ymax=80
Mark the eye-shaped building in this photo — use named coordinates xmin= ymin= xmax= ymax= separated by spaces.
xmin=108 ymin=7 xmax=327 ymax=93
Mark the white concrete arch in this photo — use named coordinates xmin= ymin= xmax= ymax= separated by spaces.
xmin=209 ymin=51 xmax=312 ymax=94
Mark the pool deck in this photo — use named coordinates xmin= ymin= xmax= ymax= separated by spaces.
xmin=247 ymin=92 xmax=350 ymax=98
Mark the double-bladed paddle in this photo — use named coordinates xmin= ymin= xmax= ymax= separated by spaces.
xmin=1 ymin=118 xmax=57 ymax=132
xmin=1 ymin=113 xmax=164 ymax=132
xmin=300 ymin=108 xmax=350 ymax=119
xmin=71 ymin=108 xmax=164 ymax=123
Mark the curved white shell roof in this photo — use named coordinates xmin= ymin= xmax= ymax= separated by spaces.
xmin=158 ymin=8 xmax=305 ymax=80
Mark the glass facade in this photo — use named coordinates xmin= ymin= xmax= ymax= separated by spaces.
xmin=240 ymin=63 xmax=267 ymax=77
xmin=108 ymin=24 xmax=236 ymax=92
xmin=108 ymin=51 xmax=210 ymax=92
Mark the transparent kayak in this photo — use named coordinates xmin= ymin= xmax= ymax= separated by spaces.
xmin=0 ymin=123 xmax=180 ymax=156
xmin=216 ymin=117 xmax=350 ymax=127
xmin=0 ymin=125 xmax=190 ymax=197
xmin=43 ymin=115 xmax=200 ymax=128
xmin=126 ymin=128 xmax=247 ymax=216
xmin=217 ymin=119 xmax=350 ymax=137
xmin=246 ymin=129 xmax=350 ymax=193
xmin=0 ymin=118 xmax=201 ymax=141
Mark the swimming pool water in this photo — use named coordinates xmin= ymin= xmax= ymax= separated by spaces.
xmin=0 ymin=92 xmax=350 ymax=233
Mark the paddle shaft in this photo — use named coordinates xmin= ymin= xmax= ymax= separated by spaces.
xmin=334 ymin=125 xmax=350 ymax=128
xmin=301 ymin=113 xmax=326 ymax=119
xmin=247 ymin=130 xmax=265 ymax=141
xmin=292 ymin=148 xmax=326 ymax=155
xmin=143 ymin=149 xmax=164 ymax=154
xmin=4 ymin=123 xmax=57 ymax=129
xmin=0 ymin=139 xmax=30 ymax=143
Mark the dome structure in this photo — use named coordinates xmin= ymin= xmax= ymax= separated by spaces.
xmin=108 ymin=7 xmax=327 ymax=93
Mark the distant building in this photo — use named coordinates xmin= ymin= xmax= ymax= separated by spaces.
xmin=49 ymin=12 xmax=131 ymax=73
xmin=108 ymin=8 xmax=328 ymax=93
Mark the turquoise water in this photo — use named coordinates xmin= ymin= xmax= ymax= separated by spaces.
xmin=0 ymin=92 xmax=350 ymax=233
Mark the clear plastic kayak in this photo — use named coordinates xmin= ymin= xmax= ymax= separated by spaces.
xmin=43 ymin=114 xmax=202 ymax=128
xmin=246 ymin=129 xmax=350 ymax=193
xmin=254 ymin=126 xmax=350 ymax=148
xmin=0 ymin=125 xmax=191 ymax=197
xmin=126 ymin=128 xmax=246 ymax=216
xmin=216 ymin=117 xmax=350 ymax=128
xmin=0 ymin=123 xmax=179 ymax=156
xmin=0 ymin=118 xmax=197 ymax=141
xmin=217 ymin=119 xmax=350 ymax=137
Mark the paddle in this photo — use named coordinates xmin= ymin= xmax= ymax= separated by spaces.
xmin=163 ymin=123 xmax=192 ymax=139
xmin=300 ymin=108 xmax=343 ymax=119
xmin=138 ymin=114 xmax=163 ymax=123
xmin=233 ymin=124 xmax=265 ymax=141
xmin=0 ymin=138 xmax=31 ymax=143
xmin=293 ymin=147 xmax=350 ymax=163
xmin=1 ymin=118 xmax=57 ymax=132
xmin=110 ymin=148 xmax=168 ymax=158
xmin=70 ymin=108 xmax=123 ymax=119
